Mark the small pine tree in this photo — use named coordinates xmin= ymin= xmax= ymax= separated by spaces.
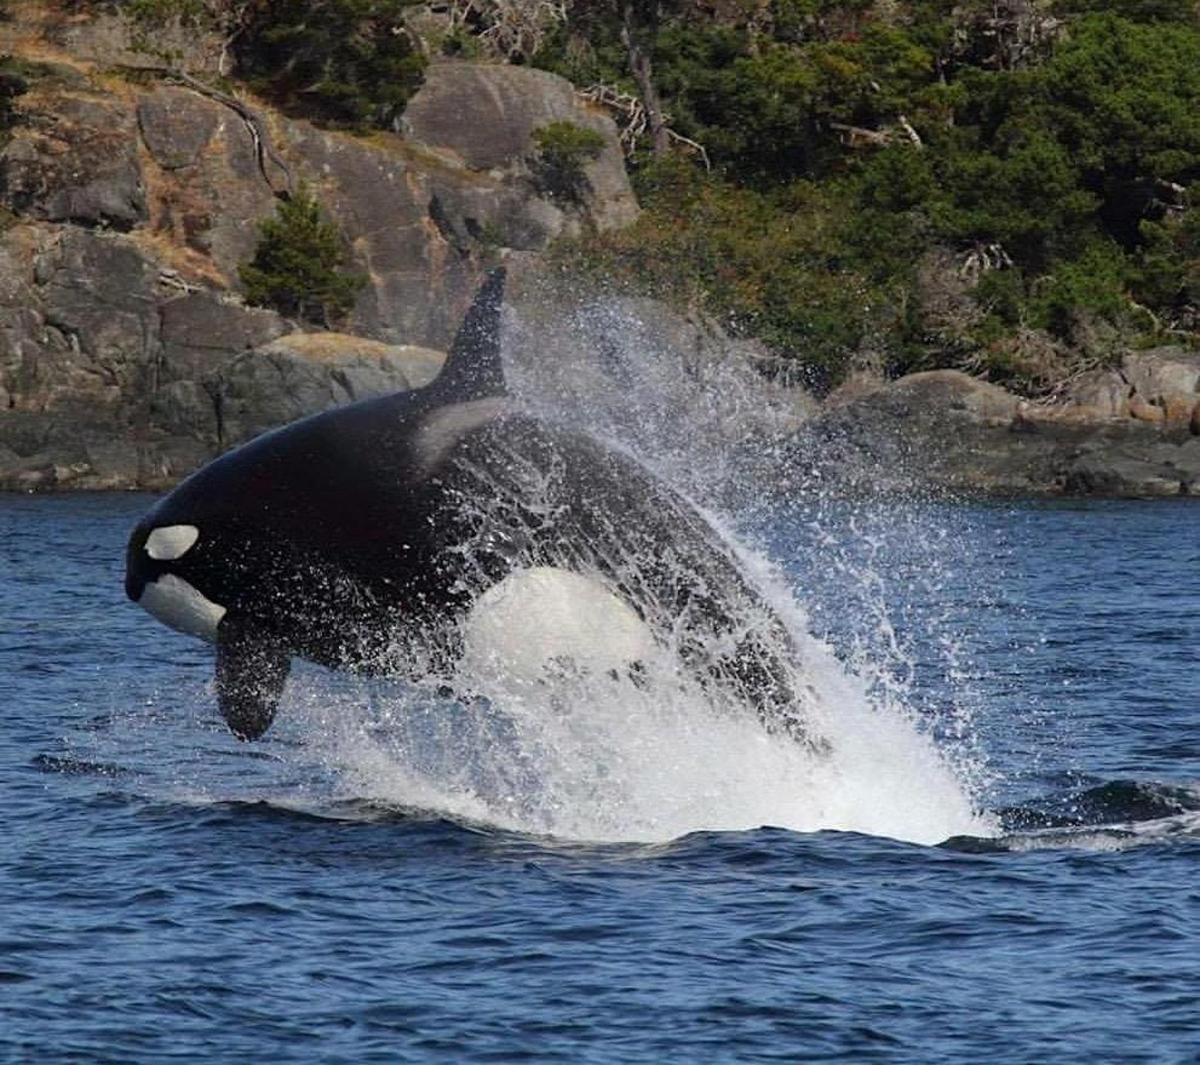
xmin=239 ymin=186 xmax=365 ymax=325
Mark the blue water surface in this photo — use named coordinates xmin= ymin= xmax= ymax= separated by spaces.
xmin=2 ymin=494 xmax=1197 ymax=1063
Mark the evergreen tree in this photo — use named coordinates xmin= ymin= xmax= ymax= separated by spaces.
xmin=235 ymin=0 xmax=426 ymax=130
xmin=239 ymin=187 xmax=365 ymax=325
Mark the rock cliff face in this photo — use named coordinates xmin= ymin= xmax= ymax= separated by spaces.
xmin=0 ymin=10 xmax=636 ymax=489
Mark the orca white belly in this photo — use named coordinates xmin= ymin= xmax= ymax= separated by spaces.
xmin=461 ymin=567 xmax=656 ymax=689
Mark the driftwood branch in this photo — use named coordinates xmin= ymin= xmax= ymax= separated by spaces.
xmin=435 ymin=0 xmax=569 ymax=60
xmin=959 ymin=242 xmax=1013 ymax=282
xmin=664 ymin=128 xmax=711 ymax=171
xmin=830 ymin=116 xmax=924 ymax=150
xmin=896 ymin=114 xmax=923 ymax=147
xmin=157 ymin=269 xmax=201 ymax=295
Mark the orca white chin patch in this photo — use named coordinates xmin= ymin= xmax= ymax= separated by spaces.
xmin=145 ymin=524 xmax=200 ymax=561
xmin=139 ymin=574 xmax=226 ymax=643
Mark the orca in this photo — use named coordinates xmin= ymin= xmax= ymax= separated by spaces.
xmin=126 ymin=269 xmax=812 ymax=742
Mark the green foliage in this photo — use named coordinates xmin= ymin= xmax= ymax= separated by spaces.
xmin=1030 ymin=241 xmax=1134 ymax=336
xmin=1133 ymin=212 xmax=1200 ymax=311
xmin=561 ymin=156 xmax=902 ymax=390
xmin=239 ymin=186 xmax=365 ymax=325
xmin=1055 ymin=0 xmax=1196 ymax=23
xmin=234 ymin=0 xmax=426 ymax=130
xmin=531 ymin=121 xmax=606 ymax=203
xmin=124 ymin=0 xmax=209 ymax=25
xmin=533 ymin=1 xmax=1200 ymax=391
xmin=119 ymin=0 xmax=215 ymax=64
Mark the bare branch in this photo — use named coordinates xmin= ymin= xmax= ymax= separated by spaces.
xmin=896 ymin=114 xmax=923 ymax=147
xmin=578 ymin=82 xmax=709 ymax=168
xmin=430 ymin=0 xmax=570 ymax=60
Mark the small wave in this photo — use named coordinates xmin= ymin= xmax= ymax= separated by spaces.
xmin=943 ymin=779 xmax=1200 ymax=853
xmin=998 ymin=779 xmax=1200 ymax=830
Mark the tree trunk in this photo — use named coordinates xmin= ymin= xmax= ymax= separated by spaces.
xmin=620 ymin=3 xmax=669 ymax=156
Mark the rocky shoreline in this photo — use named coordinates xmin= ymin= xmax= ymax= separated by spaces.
xmin=801 ymin=352 xmax=1200 ymax=498
xmin=2 ymin=6 xmax=1199 ymax=498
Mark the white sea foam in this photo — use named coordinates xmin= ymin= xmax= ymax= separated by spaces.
xmin=273 ymin=293 xmax=995 ymax=846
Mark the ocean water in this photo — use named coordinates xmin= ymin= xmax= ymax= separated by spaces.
xmin=2 ymin=492 xmax=1197 ymax=1063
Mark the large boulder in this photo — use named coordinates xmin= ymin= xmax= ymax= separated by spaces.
xmin=401 ymin=62 xmax=638 ymax=234
xmin=833 ymin=370 xmax=1021 ymax=425
xmin=211 ymin=333 xmax=446 ymax=448
xmin=1121 ymin=348 xmax=1200 ymax=430
xmin=1059 ymin=439 xmax=1200 ymax=496
xmin=1055 ymin=368 xmax=1131 ymax=421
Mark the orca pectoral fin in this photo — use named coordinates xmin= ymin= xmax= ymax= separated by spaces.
xmin=215 ymin=624 xmax=291 ymax=741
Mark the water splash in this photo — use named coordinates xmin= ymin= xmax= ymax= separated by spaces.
xmin=269 ymin=290 xmax=995 ymax=846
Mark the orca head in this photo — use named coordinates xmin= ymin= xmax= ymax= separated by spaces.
xmin=126 ymin=516 xmax=225 ymax=642
xmin=126 ymin=487 xmax=299 ymax=741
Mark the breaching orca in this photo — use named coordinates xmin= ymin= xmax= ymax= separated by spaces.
xmin=126 ymin=269 xmax=812 ymax=742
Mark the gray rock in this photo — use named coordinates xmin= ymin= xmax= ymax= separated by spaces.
xmin=400 ymin=62 xmax=637 ymax=232
xmin=149 ymin=379 xmax=221 ymax=447
xmin=37 ymin=229 xmax=161 ymax=404
xmin=848 ymin=370 xmax=1021 ymax=425
xmin=1058 ymin=368 xmax=1131 ymax=420
xmin=1061 ymin=438 xmax=1200 ymax=496
xmin=1122 ymin=347 xmax=1200 ymax=399
xmin=1 ymin=94 xmax=146 ymax=230
xmin=404 ymin=62 xmax=603 ymax=170
xmin=159 ymin=291 xmax=289 ymax=382
xmin=149 ymin=92 xmax=277 ymax=268
xmin=804 ymin=367 xmax=1200 ymax=497
xmin=212 ymin=333 xmax=446 ymax=448
xmin=137 ymin=88 xmax=221 ymax=170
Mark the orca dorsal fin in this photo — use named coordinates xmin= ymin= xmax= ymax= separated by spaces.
xmin=433 ymin=267 xmax=507 ymax=401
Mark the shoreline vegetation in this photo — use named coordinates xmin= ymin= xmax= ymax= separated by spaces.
xmin=1 ymin=0 xmax=1198 ymax=494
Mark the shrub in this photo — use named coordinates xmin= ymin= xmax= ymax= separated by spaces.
xmin=531 ymin=121 xmax=606 ymax=203
xmin=124 ymin=0 xmax=209 ymax=24
xmin=239 ymin=186 xmax=365 ymax=325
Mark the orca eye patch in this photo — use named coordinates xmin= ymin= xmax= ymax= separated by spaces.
xmin=145 ymin=524 xmax=200 ymax=561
